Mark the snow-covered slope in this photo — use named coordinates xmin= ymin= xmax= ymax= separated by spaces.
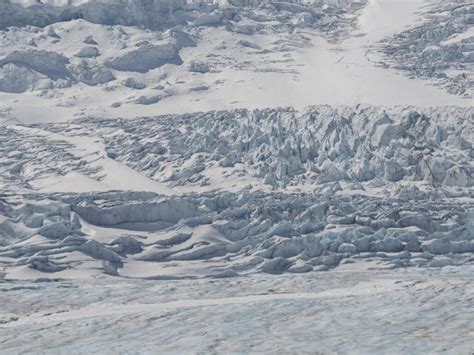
xmin=0 ymin=1 xmax=473 ymax=353
xmin=380 ymin=1 xmax=474 ymax=97
xmin=0 ymin=0 xmax=471 ymax=124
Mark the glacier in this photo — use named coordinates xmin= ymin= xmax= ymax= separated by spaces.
xmin=0 ymin=0 xmax=473 ymax=353
xmin=1 ymin=106 xmax=473 ymax=280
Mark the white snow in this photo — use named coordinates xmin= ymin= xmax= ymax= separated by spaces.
xmin=1 ymin=267 xmax=473 ymax=353
xmin=0 ymin=0 xmax=473 ymax=352
xmin=441 ymin=27 xmax=474 ymax=46
xmin=0 ymin=0 xmax=471 ymax=124
xmin=14 ymin=125 xmax=176 ymax=195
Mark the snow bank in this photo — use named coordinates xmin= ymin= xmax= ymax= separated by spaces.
xmin=0 ymin=50 xmax=74 ymax=92
xmin=74 ymin=46 xmax=100 ymax=58
xmin=105 ymin=44 xmax=183 ymax=73
xmin=0 ymin=50 xmax=71 ymax=80
xmin=71 ymin=60 xmax=115 ymax=86
xmin=73 ymin=197 xmax=196 ymax=225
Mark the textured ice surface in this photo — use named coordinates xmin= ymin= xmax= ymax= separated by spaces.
xmin=1 ymin=0 xmax=359 ymax=30
xmin=0 ymin=1 xmax=473 ymax=352
xmin=379 ymin=1 xmax=473 ymax=97
xmin=0 ymin=267 xmax=473 ymax=353
xmin=85 ymin=106 xmax=473 ymax=191
xmin=0 ymin=106 xmax=472 ymax=280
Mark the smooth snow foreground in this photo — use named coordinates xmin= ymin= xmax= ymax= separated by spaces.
xmin=1 ymin=267 xmax=473 ymax=353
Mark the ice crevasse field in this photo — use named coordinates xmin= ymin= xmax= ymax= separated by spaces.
xmin=0 ymin=0 xmax=473 ymax=353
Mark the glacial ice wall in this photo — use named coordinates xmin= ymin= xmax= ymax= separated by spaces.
xmin=1 ymin=0 xmax=188 ymax=28
xmin=1 ymin=0 xmax=362 ymax=29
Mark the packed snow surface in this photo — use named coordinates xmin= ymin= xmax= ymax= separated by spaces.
xmin=1 ymin=0 xmax=473 ymax=353
xmin=1 ymin=267 xmax=473 ymax=353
